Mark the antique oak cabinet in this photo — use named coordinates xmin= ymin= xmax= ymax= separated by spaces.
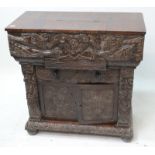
xmin=5 ymin=11 xmax=146 ymax=141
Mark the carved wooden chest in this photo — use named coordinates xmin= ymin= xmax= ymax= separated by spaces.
xmin=5 ymin=11 xmax=146 ymax=141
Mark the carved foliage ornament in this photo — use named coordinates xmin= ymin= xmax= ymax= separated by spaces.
xmin=8 ymin=32 xmax=144 ymax=62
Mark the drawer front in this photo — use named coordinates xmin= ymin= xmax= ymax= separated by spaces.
xmin=36 ymin=67 xmax=119 ymax=84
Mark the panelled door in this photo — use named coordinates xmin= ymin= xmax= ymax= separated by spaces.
xmin=37 ymin=68 xmax=118 ymax=125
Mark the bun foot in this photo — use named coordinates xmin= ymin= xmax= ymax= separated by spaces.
xmin=27 ymin=129 xmax=38 ymax=135
xmin=121 ymin=135 xmax=133 ymax=142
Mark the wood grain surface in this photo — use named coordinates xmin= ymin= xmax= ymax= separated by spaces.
xmin=5 ymin=11 xmax=146 ymax=34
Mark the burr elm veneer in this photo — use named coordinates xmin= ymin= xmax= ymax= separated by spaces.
xmin=5 ymin=11 xmax=146 ymax=141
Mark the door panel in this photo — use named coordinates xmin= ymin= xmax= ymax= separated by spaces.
xmin=77 ymin=84 xmax=118 ymax=125
xmin=38 ymin=81 xmax=78 ymax=121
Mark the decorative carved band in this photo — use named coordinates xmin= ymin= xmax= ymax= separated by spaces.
xmin=8 ymin=33 xmax=144 ymax=64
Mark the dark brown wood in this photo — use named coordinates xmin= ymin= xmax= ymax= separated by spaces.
xmin=117 ymin=68 xmax=134 ymax=127
xmin=7 ymin=32 xmax=145 ymax=69
xmin=38 ymin=82 xmax=78 ymax=121
xmin=5 ymin=11 xmax=146 ymax=141
xmin=21 ymin=64 xmax=41 ymax=120
xmin=5 ymin=11 xmax=146 ymax=34
xmin=77 ymin=83 xmax=118 ymax=125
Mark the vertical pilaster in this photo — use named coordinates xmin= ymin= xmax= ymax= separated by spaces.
xmin=21 ymin=64 xmax=41 ymax=120
xmin=117 ymin=68 xmax=134 ymax=127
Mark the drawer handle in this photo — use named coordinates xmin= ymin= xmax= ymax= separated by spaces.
xmin=95 ymin=71 xmax=101 ymax=77
xmin=53 ymin=69 xmax=59 ymax=79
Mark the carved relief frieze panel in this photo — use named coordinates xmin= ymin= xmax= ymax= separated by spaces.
xmin=8 ymin=33 xmax=144 ymax=64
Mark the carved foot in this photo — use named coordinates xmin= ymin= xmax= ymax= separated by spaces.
xmin=121 ymin=134 xmax=133 ymax=142
xmin=27 ymin=129 xmax=39 ymax=135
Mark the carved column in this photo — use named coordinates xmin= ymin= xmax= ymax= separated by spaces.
xmin=117 ymin=68 xmax=134 ymax=127
xmin=21 ymin=64 xmax=41 ymax=120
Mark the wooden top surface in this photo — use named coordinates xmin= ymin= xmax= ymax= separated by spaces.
xmin=5 ymin=11 xmax=146 ymax=34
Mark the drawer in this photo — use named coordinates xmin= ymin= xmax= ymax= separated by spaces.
xmin=38 ymin=81 xmax=118 ymax=124
xmin=36 ymin=67 xmax=119 ymax=84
